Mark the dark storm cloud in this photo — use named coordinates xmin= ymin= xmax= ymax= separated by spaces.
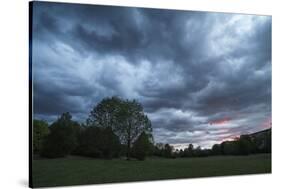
xmin=32 ymin=2 xmax=271 ymax=148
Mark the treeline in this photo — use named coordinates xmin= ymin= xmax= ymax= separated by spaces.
xmin=153 ymin=143 xmax=211 ymax=158
xmin=33 ymin=97 xmax=154 ymax=160
xmin=152 ymin=128 xmax=271 ymax=159
xmin=211 ymin=129 xmax=271 ymax=156
xmin=33 ymin=97 xmax=271 ymax=161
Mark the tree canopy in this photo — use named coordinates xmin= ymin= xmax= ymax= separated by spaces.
xmin=87 ymin=97 xmax=153 ymax=160
xmin=33 ymin=96 xmax=271 ymax=160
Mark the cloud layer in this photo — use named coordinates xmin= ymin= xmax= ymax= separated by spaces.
xmin=32 ymin=2 xmax=272 ymax=148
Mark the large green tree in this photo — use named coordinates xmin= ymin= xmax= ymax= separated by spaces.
xmin=33 ymin=119 xmax=49 ymax=153
xmin=115 ymin=99 xmax=152 ymax=160
xmin=87 ymin=97 xmax=153 ymax=160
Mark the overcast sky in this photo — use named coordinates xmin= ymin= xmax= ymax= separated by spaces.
xmin=32 ymin=2 xmax=271 ymax=148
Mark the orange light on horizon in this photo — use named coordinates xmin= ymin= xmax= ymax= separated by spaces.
xmin=209 ymin=117 xmax=231 ymax=125
xmin=221 ymin=135 xmax=239 ymax=142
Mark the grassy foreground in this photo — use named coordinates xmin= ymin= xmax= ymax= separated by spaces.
xmin=32 ymin=154 xmax=271 ymax=188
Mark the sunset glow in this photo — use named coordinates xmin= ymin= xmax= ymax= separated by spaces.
xmin=32 ymin=2 xmax=272 ymax=148
xmin=209 ymin=117 xmax=231 ymax=125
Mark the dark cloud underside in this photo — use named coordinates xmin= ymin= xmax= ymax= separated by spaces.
xmin=32 ymin=2 xmax=271 ymax=148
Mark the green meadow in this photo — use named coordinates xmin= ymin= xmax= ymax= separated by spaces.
xmin=32 ymin=153 xmax=271 ymax=188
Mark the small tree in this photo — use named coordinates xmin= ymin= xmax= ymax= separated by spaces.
xmin=33 ymin=119 xmax=49 ymax=154
xmin=100 ymin=127 xmax=121 ymax=158
xmin=40 ymin=112 xmax=77 ymax=158
xmin=193 ymin=146 xmax=202 ymax=157
xmin=212 ymin=144 xmax=221 ymax=155
xmin=74 ymin=126 xmax=121 ymax=158
xmin=183 ymin=143 xmax=194 ymax=157
xmin=221 ymin=141 xmax=239 ymax=155
xmin=238 ymin=135 xmax=254 ymax=155
xmin=132 ymin=132 xmax=153 ymax=160
xmin=153 ymin=143 xmax=165 ymax=157
xmin=163 ymin=143 xmax=173 ymax=158
xmin=179 ymin=149 xmax=184 ymax=157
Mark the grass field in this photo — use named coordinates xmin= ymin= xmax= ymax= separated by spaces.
xmin=32 ymin=154 xmax=271 ymax=188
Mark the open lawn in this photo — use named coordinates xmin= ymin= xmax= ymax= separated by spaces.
xmin=32 ymin=153 xmax=271 ymax=188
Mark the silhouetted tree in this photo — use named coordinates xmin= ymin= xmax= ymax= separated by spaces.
xmin=72 ymin=121 xmax=84 ymax=140
xmin=183 ymin=143 xmax=194 ymax=157
xmin=132 ymin=132 xmax=153 ymax=160
xmin=179 ymin=149 xmax=184 ymax=157
xmin=163 ymin=143 xmax=174 ymax=158
xmin=40 ymin=112 xmax=77 ymax=158
xmin=88 ymin=97 xmax=153 ymax=160
xmin=193 ymin=146 xmax=202 ymax=157
xmin=101 ymin=127 xmax=122 ymax=158
xmin=212 ymin=144 xmax=221 ymax=155
xmin=253 ymin=129 xmax=272 ymax=153
xmin=86 ymin=96 xmax=122 ymax=127
xmin=74 ymin=126 xmax=103 ymax=158
xmin=115 ymin=99 xmax=152 ymax=160
xmin=221 ymin=141 xmax=240 ymax=155
xmin=238 ymin=135 xmax=255 ymax=155
xmin=153 ymin=143 xmax=165 ymax=157
xmin=74 ymin=126 xmax=121 ymax=158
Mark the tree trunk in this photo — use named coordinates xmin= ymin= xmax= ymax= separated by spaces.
xmin=126 ymin=139 xmax=131 ymax=160
xmin=126 ymin=120 xmax=132 ymax=160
